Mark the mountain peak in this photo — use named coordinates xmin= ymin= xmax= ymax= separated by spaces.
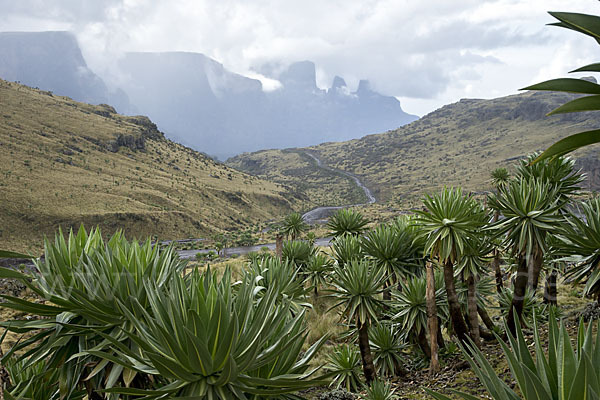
xmin=279 ymin=60 xmax=317 ymax=89
xmin=332 ymin=75 xmax=347 ymax=89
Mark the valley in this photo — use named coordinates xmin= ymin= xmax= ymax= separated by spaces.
xmin=0 ymin=79 xmax=307 ymax=253
xmin=229 ymin=89 xmax=600 ymax=207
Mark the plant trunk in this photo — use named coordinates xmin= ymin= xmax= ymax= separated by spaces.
xmin=478 ymin=305 xmax=496 ymax=332
xmin=425 ymin=262 xmax=440 ymax=373
xmin=492 ymin=250 xmax=503 ymax=294
xmin=507 ymin=253 xmax=528 ymax=336
xmin=543 ymin=270 xmax=558 ymax=306
xmin=528 ymin=245 xmax=544 ymax=293
xmin=491 ymin=211 xmax=504 ymax=294
xmin=467 ymin=275 xmax=481 ymax=348
xmin=443 ymin=259 xmax=470 ymax=344
xmin=383 ymin=279 xmax=392 ymax=302
xmin=437 ymin=318 xmax=446 ymax=349
xmin=275 ymin=234 xmax=283 ymax=259
xmin=357 ymin=318 xmax=376 ymax=385
xmin=479 ymin=325 xmax=495 ymax=341
xmin=417 ymin=328 xmax=431 ymax=358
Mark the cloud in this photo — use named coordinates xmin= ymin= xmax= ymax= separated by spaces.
xmin=0 ymin=0 xmax=598 ymax=115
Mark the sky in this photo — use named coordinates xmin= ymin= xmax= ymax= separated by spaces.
xmin=0 ymin=0 xmax=599 ymax=116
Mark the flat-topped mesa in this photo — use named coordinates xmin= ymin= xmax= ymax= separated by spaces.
xmin=279 ymin=60 xmax=318 ymax=91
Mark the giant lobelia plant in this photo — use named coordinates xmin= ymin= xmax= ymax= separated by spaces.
xmin=0 ymin=227 xmax=185 ymax=399
xmin=427 ymin=309 xmax=600 ymax=400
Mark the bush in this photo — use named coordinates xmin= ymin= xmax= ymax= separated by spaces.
xmin=325 ymin=344 xmax=363 ymax=393
xmin=427 ymin=309 xmax=600 ymax=400
xmin=0 ymin=227 xmax=328 ymax=398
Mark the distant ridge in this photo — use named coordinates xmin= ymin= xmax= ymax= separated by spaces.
xmin=0 ymin=30 xmax=417 ymax=159
xmin=228 ymin=87 xmax=600 ymax=206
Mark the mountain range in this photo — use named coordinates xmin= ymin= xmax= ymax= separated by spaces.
xmin=0 ymin=31 xmax=417 ymax=159
xmin=228 ymin=87 xmax=600 ymax=206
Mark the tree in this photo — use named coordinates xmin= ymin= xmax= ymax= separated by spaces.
xmin=282 ymin=212 xmax=308 ymax=240
xmin=488 ymin=178 xmax=564 ymax=335
xmin=329 ymin=260 xmax=387 ymax=385
xmin=327 ymin=208 xmax=369 ymax=237
xmin=521 ymin=11 xmax=600 ymax=163
xmin=416 ymin=187 xmax=486 ymax=345
xmin=361 ymin=223 xmax=419 ymax=300
xmin=455 ymin=235 xmax=493 ymax=348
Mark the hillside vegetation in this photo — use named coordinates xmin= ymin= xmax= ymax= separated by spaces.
xmin=0 ymin=79 xmax=305 ymax=253
xmin=229 ymin=89 xmax=600 ymax=205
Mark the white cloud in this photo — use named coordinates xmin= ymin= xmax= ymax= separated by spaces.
xmin=0 ymin=0 xmax=599 ymax=116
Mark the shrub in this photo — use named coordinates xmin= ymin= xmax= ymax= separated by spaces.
xmin=325 ymin=344 xmax=363 ymax=392
xmin=427 ymin=309 xmax=600 ymax=400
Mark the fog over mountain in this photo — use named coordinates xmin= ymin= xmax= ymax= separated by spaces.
xmin=0 ymin=31 xmax=132 ymax=113
xmin=0 ymin=31 xmax=417 ymax=159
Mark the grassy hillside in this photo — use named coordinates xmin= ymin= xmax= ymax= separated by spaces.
xmin=228 ymin=148 xmax=367 ymax=207
xmin=228 ymin=89 xmax=600 ymax=206
xmin=0 ymin=79 xmax=306 ymax=253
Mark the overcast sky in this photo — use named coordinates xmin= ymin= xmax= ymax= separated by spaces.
xmin=0 ymin=0 xmax=598 ymax=116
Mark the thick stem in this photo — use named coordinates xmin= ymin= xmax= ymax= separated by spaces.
xmin=507 ymin=253 xmax=528 ymax=336
xmin=275 ymin=234 xmax=283 ymax=259
xmin=417 ymin=328 xmax=431 ymax=358
xmin=467 ymin=275 xmax=481 ymax=348
xmin=492 ymin=250 xmax=503 ymax=294
xmin=436 ymin=318 xmax=446 ymax=349
xmin=528 ymin=245 xmax=544 ymax=293
xmin=357 ymin=319 xmax=376 ymax=385
xmin=426 ymin=262 xmax=440 ymax=373
xmin=543 ymin=270 xmax=558 ymax=306
xmin=443 ymin=259 xmax=470 ymax=344
xmin=478 ymin=305 xmax=496 ymax=332
xmin=383 ymin=279 xmax=392 ymax=302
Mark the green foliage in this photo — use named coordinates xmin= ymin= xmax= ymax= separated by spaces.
xmin=496 ymin=287 xmax=544 ymax=328
xmin=327 ymin=208 xmax=369 ymax=237
xmin=245 ymin=255 xmax=311 ymax=311
xmin=416 ymin=187 xmax=486 ymax=263
xmin=488 ymin=178 xmax=564 ymax=257
xmin=0 ymin=250 xmax=33 ymax=258
xmin=0 ymin=226 xmax=185 ymax=398
xmin=369 ymin=324 xmax=409 ymax=377
xmin=361 ymin=223 xmax=420 ymax=279
xmin=282 ymin=239 xmax=315 ymax=270
xmin=306 ymin=252 xmax=334 ymax=294
xmin=428 ymin=309 xmax=600 ymax=400
xmin=326 ymin=344 xmax=363 ymax=393
xmin=391 ymin=273 xmax=448 ymax=338
xmin=97 ymin=268 xmax=327 ymax=399
xmin=521 ymin=11 xmax=600 ymax=162
xmin=332 ymin=234 xmax=364 ymax=267
xmin=560 ymin=197 xmax=600 ymax=298
xmin=329 ymin=260 xmax=387 ymax=327
xmin=282 ymin=212 xmax=309 ymax=240
xmin=515 ymin=154 xmax=583 ymax=203
xmin=491 ymin=167 xmax=510 ymax=189
xmin=0 ymin=227 xmax=327 ymax=398
xmin=362 ymin=379 xmax=397 ymax=400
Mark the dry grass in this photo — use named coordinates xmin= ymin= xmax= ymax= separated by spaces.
xmin=0 ymin=79 xmax=307 ymax=253
xmin=229 ymin=91 xmax=600 ymax=209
